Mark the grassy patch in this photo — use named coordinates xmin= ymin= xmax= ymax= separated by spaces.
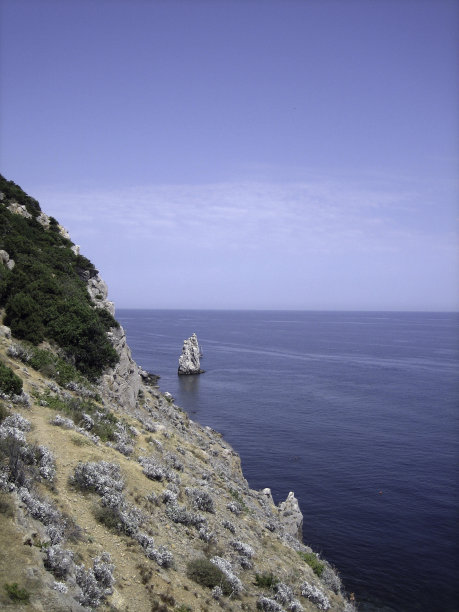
xmin=36 ymin=390 xmax=118 ymax=442
xmin=0 ymin=492 xmax=14 ymax=517
xmin=4 ymin=582 xmax=30 ymax=603
xmin=298 ymin=551 xmax=325 ymax=577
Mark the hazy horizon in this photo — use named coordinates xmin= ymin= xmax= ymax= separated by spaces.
xmin=1 ymin=0 xmax=458 ymax=311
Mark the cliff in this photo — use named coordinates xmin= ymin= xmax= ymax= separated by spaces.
xmin=0 ymin=177 xmax=356 ymax=612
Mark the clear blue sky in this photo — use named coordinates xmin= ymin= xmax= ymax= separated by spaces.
xmin=1 ymin=0 xmax=458 ymax=310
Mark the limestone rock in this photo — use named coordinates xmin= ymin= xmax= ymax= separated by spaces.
xmin=261 ymin=487 xmax=275 ymax=505
xmin=7 ymin=201 xmax=32 ymax=219
xmin=0 ymin=325 xmax=11 ymax=338
xmin=87 ymin=272 xmax=115 ymax=317
xmin=178 ymin=333 xmax=203 ymax=375
xmin=0 ymin=249 xmax=15 ymax=270
xmin=101 ymin=325 xmax=141 ymax=411
xmin=278 ymin=491 xmax=303 ymax=541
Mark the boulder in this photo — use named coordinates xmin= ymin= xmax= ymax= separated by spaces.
xmin=278 ymin=491 xmax=303 ymax=541
xmin=178 ymin=333 xmax=203 ymax=375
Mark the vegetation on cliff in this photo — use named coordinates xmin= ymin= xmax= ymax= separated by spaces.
xmin=0 ymin=175 xmax=118 ymax=379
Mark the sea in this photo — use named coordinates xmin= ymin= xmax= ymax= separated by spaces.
xmin=117 ymin=310 xmax=459 ymax=612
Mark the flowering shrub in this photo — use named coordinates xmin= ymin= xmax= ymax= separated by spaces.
xmin=165 ymin=452 xmax=184 ymax=471
xmin=35 ymin=445 xmax=56 ymax=481
xmin=76 ymin=553 xmax=115 ymax=607
xmin=0 ymin=424 xmax=26 ymax=444
xmin=72 ymin=461 xmax=124 ymax=495
xmin=230 ymin=540 xmax=254 ymax=558
xmin=300 ymin=582 xmax=330 ymax=611
xmin=112 ymin=423 xmax=134 ymax=456
xmin=18 ymin=487 xmax=65 ymax=544
xmin=210 ymin=556 xmax=243 ymax=595
xmin=212 ymin=586 xmax=223 ymax=600
xmin=257 ymin=596 xmax=284 ymax=611
xmin=2 ymin=414 xmax=30 ymax=431
xmin=162 ymin=489 xmax=178 ymax=504
xmin=93 ymin=552 xmax=115 ymax=592
xmin=186 ymin=487 xmax=215 ymax=513
xmin=165 ymin=501 xmax=206 ymax=527
xmin=199 ymin=526 xmax=215 ymax=543
xmin=288 ymin=601 xmax=304 ymax=612
xmin=222 ymin=519 xmax=236 ymax=533
xmin=321 ymin=565 xmax=342 ymax=594
xmin=44 ymin=545 xmax=74 ymax=578
xmin=138 ymin=456 xmax=167 ymax=481
xmin=226 ymin=501 xmax=242 ymax=515
xmin=81 ymin=413 xmax=94 ymax=430
xmin=51 ymin=414 xmax=75 ymax=429
xmin=136 ymin=532 xmax=174 ymax=568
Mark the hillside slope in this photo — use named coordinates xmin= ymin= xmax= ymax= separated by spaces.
xmin=0 ymin=178 xmax=356 ymax=612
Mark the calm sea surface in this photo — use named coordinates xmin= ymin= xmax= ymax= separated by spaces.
xmin=117 ymin=310 xmax=459 ymax=612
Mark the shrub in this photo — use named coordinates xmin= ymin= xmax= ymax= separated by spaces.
xmin=255 ymin=572 xmax=279 ymax=589
xmin=226 ymin=501 xmax=242 ymax=515
xmin=274 ymin=582 xmax=294 ymax=605
xmin=0 ymin=362 xmax=22 ymax=396
xmin=76 ymin=553 xmax=115 ymax=608
xmin=72 ymin=461 xmax=124 ymax=495
xmin=321 ymin=565 xmax=342 ymax=593
xmin=186 ymin=487 xmax=215 ymax=513
xmin=0 ymin=403 xmax=10 ymax=423
xmin=210 ymin=556 xmax=243 ymax=595
xmin=298 ymin=551 xmax=324 ymax=577
xmin=165 ymin=501 xmax=205 ymax=527
xmin=230 ymin=540 xmax=254 ymax=558
xmin=300 ymin=581 xmax=330 ymax=611
xmin=257 ymin=596 xmax=283 ymax=611
xmin=4 ymin=582 xmax=30 ymax=602
xmin=186 ymin=558 xmax=232 ymax=595
xmin=222 ymin=519 xmax=236 ymax=533
xmin=44 ymin=545 xmax=74 ymax=578
xmin=138 ymin=455 xmax=166 ymax=481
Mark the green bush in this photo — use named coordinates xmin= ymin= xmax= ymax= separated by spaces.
xmin=298 ymin=551 xmax=325 ymax=577
xmin=0 ymin=362 xmax=22 ymax=395
xmin=4 ymin=582 xmax=30 ymax=602
xmin=0 ymin=402 xmax=10 ymax=422
xmin=254 ymin=572 xmax=279 ymax=589
xmin=186 ymin=558 xmax=232 ymax=595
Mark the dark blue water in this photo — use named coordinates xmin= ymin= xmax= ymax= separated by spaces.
xmin=117 ymin=310 xmax=459 ymax=612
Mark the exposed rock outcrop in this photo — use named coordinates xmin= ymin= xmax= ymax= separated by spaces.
xmin=278 ymin=491 xmax=304 ymax=541
xmin=86 ymin=272 xmax=115 ymax=317
xmin=100 ymin=325 xmax=141 ymax=411
xmin=178 ymin=333 xmax=204 ymax=375
xmin=0 ymin=249 xmax=15 ymax=270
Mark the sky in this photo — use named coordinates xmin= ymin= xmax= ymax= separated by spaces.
xmin=0 ymin=0 xmax=458 ymax=310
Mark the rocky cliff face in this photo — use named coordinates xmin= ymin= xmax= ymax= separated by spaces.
xmin=0 ymin=181 xmax=357 ymax=612
xmin=178 ymin=333 xmax=204 ymax=375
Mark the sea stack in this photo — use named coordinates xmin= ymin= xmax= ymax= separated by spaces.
xmin=178 ymin=333 xmax=204 ymax=375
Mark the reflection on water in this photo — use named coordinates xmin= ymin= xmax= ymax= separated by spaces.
xmin=178 ymin=374 xmax=201 ymax=398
